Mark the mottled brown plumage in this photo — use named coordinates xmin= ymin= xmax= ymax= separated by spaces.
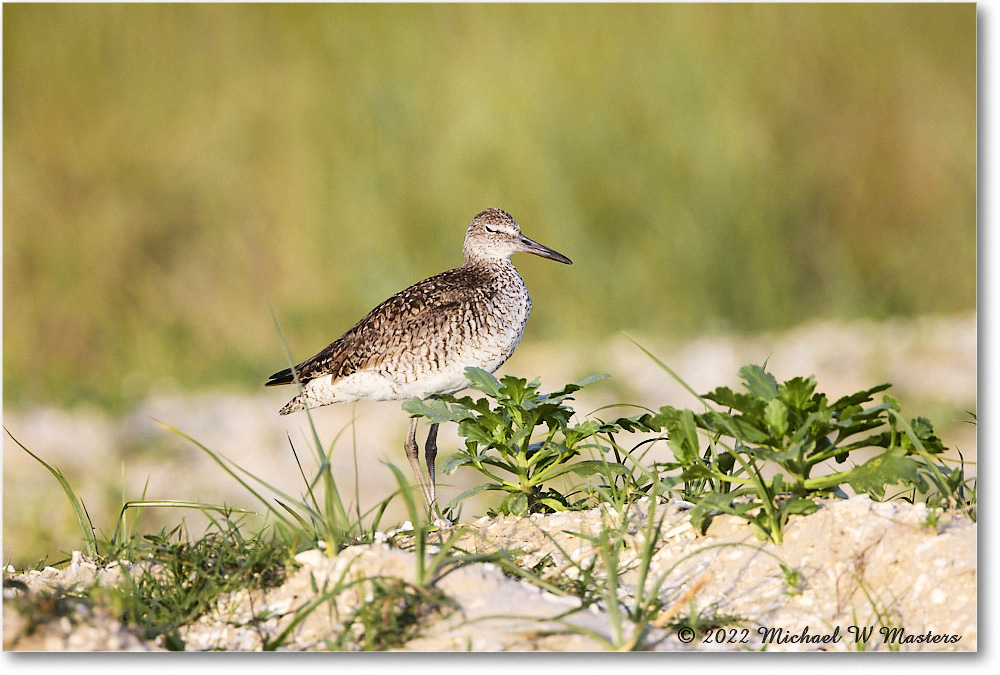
xmin=265 ymin=208 xmax=571 ymax=506
xmin=266 ymin=265 xmax=508 ymax=398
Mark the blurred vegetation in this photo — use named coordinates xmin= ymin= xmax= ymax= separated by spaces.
xmin=3 ymin=4 xmax=976 ymax=411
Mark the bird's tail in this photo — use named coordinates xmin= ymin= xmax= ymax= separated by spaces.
xmin=278 ymin=396 xmax=307 ymax=415
xmin=269 ymin=368 xmax=331 ymax=415
xmin=265 ymin=367 xmax=295 ymax=387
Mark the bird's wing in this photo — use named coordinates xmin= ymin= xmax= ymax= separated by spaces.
xmin=266 ymin=267 xmax=488 ymax=386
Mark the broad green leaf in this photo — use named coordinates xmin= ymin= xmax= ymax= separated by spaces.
xmin=509 ymin=425 xmax=534 ymax=449
xmin=750 ymin=444 xmax=800 ymax=463
xmin=704 ymin=411 xmax=771 ymax=444
xmin=778 ymin=375 xmax=817 ymax=411
xmin=782 ymin=497 xmax=819 ymax=516
xmin=715 ymin=451 xmax=737 ymax=475
xmin=770 ymin=472 xmax=784 ymax=495
xmin=505 ymin=492 xmax=529 ymax=516
xmin=575 ymin=373 xmax=610 ymax=388
xmin=498 ymin=374 xmax=534 ymax=405
xmin=894 ymin=414 xmax=947 ymax=454
xmin=563 ymin=420 xmax=603 ymax=447
xmin=401 ymin=397 xmax=472 ymax=424
xmin=846 ymin=448 xmax=923 ymax=498
xmin=910 ymin=416 xmax=935 ymax=440
xmin=678 ymin=407 xmax=699 ymax=444
xmin=764 ymin=398 xmax=789 ymax=437
xmin=444 ymin=483 xmax=497 ymax=510
xmin=834 ymin=403 xmax=863 ymax=422
xmin=703 ymin=386 xmax=763 ymax=415
xmin=687 ymin=492 xmax=737 ymax=532
xmin=458 ymin=420 xmax=500 ymax=448
xmin=830 ymin=383 xmax=893 ymax=411
xmin=536 ymin=497 xmax=570 ymax=512
xmin=441 ymin=450 xmax=506 ymax=475
xmin=524 ymin=441 xmax=565 ymax=468
xmin=664 ymin=408 xmax=700 ymax=464
xmin=612 ymin=413 xmax=663 ymax=433
xmin=740 ymin=364 xmax=779 ymax=400
xmin=832 ymin=418 xmax=885 ymax=442
xmin=784 ymin=410 xmax=825 ymax=447
xmin=882 ymin=393 xmax=901 ymax=412
xmin=464 ymin=367 xmax=502 ymax=398
xmin=548 ymin=459 xmax=629 ymax=480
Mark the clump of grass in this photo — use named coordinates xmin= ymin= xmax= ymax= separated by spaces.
xmin=381 ymin=463 xmax=487 ymax=588
xmin=110 ymin=518 xmax=291 ymax=649
xmin=5 ymin=425 xmax=259 ymax=566
xmin=779 ymin=563 xmax=805 ymax=596
xmin=480 ymin=494 xmax=757 ymax=650
xmin=258 ymin=469 xmax=477 ymax=651
xmin=7 ymin=342 xmax=375 ymax=650
xmin=3 ymin=511 xmax=294 ymax=650
xmin=7 ymin=360 xmax=487 ymax=651
xmin=148 ymin=311 xmax=401 ymax=560
xmin=328 ymin=578 xmax=454 ymax=651
xmin=162 ymin=310 xmax=365 ymax=554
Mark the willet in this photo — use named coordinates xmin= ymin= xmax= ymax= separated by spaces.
xmin=265 ymin=208 xmax=571 ymax=507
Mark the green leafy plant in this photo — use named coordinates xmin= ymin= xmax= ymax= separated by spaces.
xmin=403 ymin=367 xmax=627 ymax=515
xmin=616 ymin=362 xmax=960 ymax=543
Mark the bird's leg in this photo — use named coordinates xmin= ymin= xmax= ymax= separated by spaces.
xmin=404 ymin=417 xmax=433 ymax=507
xmin=424 ymin=423 xmax=439 ymax=508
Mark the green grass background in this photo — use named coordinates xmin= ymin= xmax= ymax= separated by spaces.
xmin=3 ymin=3 xmax=976 ymax=412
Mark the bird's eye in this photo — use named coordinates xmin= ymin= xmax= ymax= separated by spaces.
xmin=484 ymin=225 xmax=498 ymax=233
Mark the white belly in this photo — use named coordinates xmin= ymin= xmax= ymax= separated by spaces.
xmin=303 ymin=368 xmax=467 ymax=403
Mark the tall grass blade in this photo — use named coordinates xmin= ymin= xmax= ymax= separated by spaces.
xmin=151 ymin=419 xmax=301 ymax=531
xmin=109 ymin=500 xmax=257 ymax=551
xmin=6 ymin=426 xmax=99 ymax=558
xmin=270 ymin=307 xmax=350 ymax=545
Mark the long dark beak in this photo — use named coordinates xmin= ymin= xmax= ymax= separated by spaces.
xmin=516 ymin=234 xmax=572 ymax=264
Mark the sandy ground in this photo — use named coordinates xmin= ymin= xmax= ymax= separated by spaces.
xmin=3 ymin=495 xmax=975 ymax=651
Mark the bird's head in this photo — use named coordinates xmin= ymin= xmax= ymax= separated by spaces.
xmin=463 ymin=208 xmax=572 ymax=265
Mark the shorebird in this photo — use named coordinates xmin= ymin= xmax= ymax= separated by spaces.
xmin=265 ymin=208 xmax=572 ymax=507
